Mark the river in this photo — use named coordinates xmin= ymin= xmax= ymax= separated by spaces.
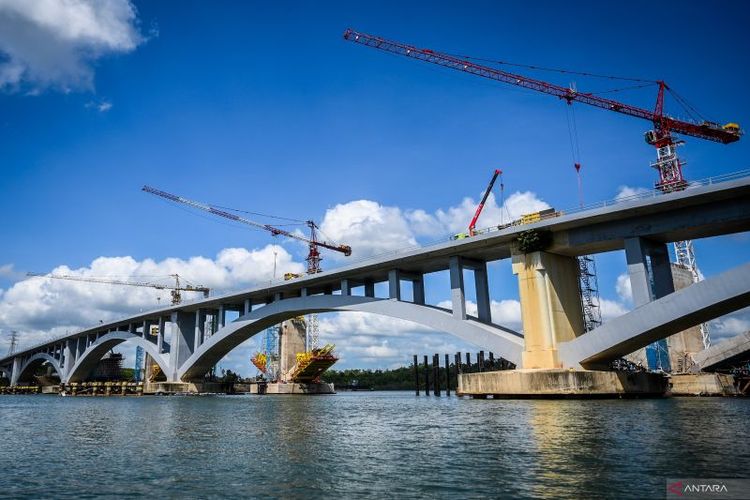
xmin=0 ymin=392 xmax=748 ymax=498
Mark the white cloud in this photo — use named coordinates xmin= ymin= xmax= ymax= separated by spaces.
xmin=709 ymin=309 xmax=750 ymax=343
xmin=319 ymin=200 xmax=418 ymax=260
xmin=0 ymin=0 xmax=144 ymax=92
xmin=321 ymin=190 xmax=551 ymax=261
xmin=0 ymin=244 xmax=304 ymax=350
xmin=615 ymin=273 xmax=632 ymax=302
xmin=430 ymin=191 xmax=550 ymax=237
xmin=598 ymin=298 xmax=629 ymax=322
xmin=85 ymin=99 xmax=112 ymax=112
xmin=615 ymin=185 xmax=651 ymax=201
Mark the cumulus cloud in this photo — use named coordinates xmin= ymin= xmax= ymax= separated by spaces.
xmin=427 ymin=191 xmax=550 ymax=237
xmin=598 ymin=298 xmax=629 ymax=322
xmin=615 ymin=273 xmax=632 ymax=302
xmin=319 ymin=200 xmax=418 ymax=260
xmin=0 ymin=0 xmax=144 ymax=92
xmin=0 ymin=245 xmax=304 ymax=349
xmin=709 ymin=308 xmax=750 ymax=343
xmin=321 ymin=191 xmax=550 ymax=260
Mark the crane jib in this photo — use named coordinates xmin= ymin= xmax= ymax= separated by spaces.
xmin=343 ymin=29 xmax=740 ymax=145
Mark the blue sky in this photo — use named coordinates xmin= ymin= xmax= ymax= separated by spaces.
xmin=0 ymin=1 xmax=748 ymax=375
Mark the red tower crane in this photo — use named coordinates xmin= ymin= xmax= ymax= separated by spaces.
xmin=142 ymin=186 xmax=351 ymax=274
xmin=343 ymin=29 xmax=741 ymax=192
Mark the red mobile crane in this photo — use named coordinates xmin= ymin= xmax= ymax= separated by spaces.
xmin=142 ymin=186 xmax=351 ymax=274
xmin=467 ymin=169 xmax=501 ymax=237
xmin=343 ymin=29 xmax=741 ymax=192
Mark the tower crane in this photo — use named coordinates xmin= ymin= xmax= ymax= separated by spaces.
xmin=343 ymin=29 xmax=741 ymax=193
xmin=142 ymin=186 xmax=351 ymax=275
xmin=343 ymin=29 xmax=741 ymax=348
xmin=26 ymin=272 xmax=209 ymax=306
xmin=142 ymin=185 xmax=352 ymax=350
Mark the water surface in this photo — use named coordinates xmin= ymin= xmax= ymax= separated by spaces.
xmin=1 ymin=392 xmax=747 ymax=498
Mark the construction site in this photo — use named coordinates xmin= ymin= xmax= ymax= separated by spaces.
xmin=1 ymin=28 xmax=749 ymax=399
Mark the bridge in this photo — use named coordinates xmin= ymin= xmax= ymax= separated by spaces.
xmin=2 ymin=172 xmax=750 ymax=389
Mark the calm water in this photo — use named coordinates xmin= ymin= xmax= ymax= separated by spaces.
xmin=0 ymin=392 xmax=748 ymax=499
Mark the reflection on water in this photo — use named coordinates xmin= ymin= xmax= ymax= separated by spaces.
xmin=0 ymin=393 xmax=747 ymax=498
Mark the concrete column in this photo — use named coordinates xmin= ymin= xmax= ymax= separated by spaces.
xmin=244 ymin=299 xmax=251 ymax=316
xmin=364 ymin=279 xmax=375 ymax=298
xmin=274 ymin=292 xmax=283 ymax=302
xmin=624 ymin=237 xmax=652 ymax=307
xmin=412 ymin=275 xmax=425 ymax=305
xmin=194 ymin=309 xmax=206 ymax=352
xmin=341 ymin=279 xmax=352 ymax=296
xmin=157 ymin=317 xmax=165 ymax=354
xmin=301 ymin=287 xmax=308 ymax=297
xmin=388 ymin=270 xmax=401 ymax=300
xmin=512 ymin=251 xmax=584 ymax=369
xmin=474 ymin=262 xmax=492 ymax=323
xmin=218 ymin=305 xmax=226 ymax=329
xmin=10 ymin=357 xmax=21 ymax=386
xmin=625 ymin=237 xmax=675 ymax=306
xmin=168 ymin=311 xmax=196 ymax=382
xmin=279 ymin=319 xmax=306 ymax=381
xmin=76 ymin=337 xmax=86 ymax=359
xmin=449 ymin=256 xmax=466 ymax=320
xmin=650 ymin=243 xmax=675 ymax=299
xmin=64 ymin=339 xmax=75 ymax=377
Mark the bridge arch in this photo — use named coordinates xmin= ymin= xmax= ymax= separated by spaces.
xmin=66 ymin=332 xmax=170 ymax=383
xmin=15 ymin=352 xmax=63 ymax=385
xmin=178 ymin=295 xmax=524 ymax=381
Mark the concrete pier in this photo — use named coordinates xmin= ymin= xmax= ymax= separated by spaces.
xmin=458 ymin=369 xmax=668 ymax=398
xmin=669 ymin=373 xmax=738 ymax=396
xmin=249 ymin=381 xmax=335 ymax=395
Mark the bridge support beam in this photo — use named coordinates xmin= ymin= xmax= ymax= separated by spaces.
xmin=512 ymin=251 xmax=584 ymax=369
xmin=168 ymin=311 xmax=196 ymax=382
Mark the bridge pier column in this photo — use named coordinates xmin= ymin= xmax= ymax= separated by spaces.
xmin=625 ymin=237 xmax=675 ymax=307
xmin=341 ymin=279 xmax=351 ymax=296
xmin=194 ymin=309 xmax=206 ymax=352
xmin=449 ymin=256 xmax=466 ymax=320
xmin=412 ymin=275 xmax=425 ymax=305
xmin=63 ymin=339 xmax=75 ymax=379
xmin=624 ymin=237 xmax=675 ymax=368
xmin=168 ymin=311 xmax=196 ymax=382
xmin=364 ymin=279 xmax=375 ymax=298
xmin=10 ymin=356 xmax=21 ymax=386
xmin=472 ymin=262 xmax=491 ymax=323
xmin=512 ymin=251 xmax=584 ymax=369
xmin=388 ymin=270 xmax=401 ymax=300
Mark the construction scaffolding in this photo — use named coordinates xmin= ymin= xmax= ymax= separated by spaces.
xmin=578 ymin=255 xmax=603 ymax=332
